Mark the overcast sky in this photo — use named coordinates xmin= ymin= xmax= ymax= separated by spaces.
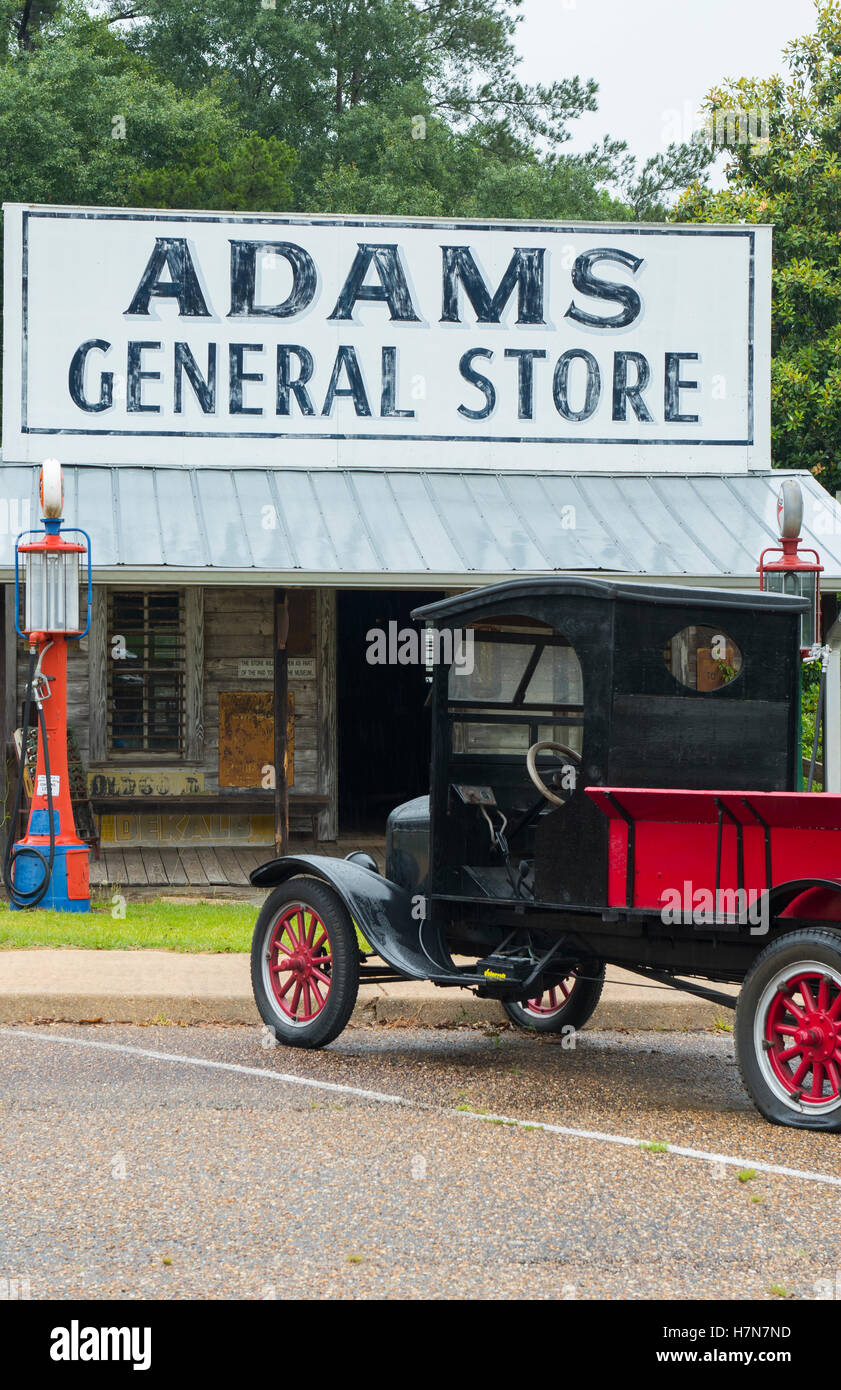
xmin=516 ymin=0 xmax=818 ymax=173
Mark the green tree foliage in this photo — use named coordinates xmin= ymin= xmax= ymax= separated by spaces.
xmin=130 ymin=133 xmax=297 ymax=211
xmin=119 ymin=0 xmax=708 ymax=217
xmin=0 ymin=0 xmax=714 ymax=236
xmin=0 ymin=0 xmax=61 ymax=55
xmin=676 ymin=0 xmax=841 ymax=492
xmin=619 ymin=136 xmax=712 ymax=222
xmin=307 ymin=94 xmax=630 ymax=217
xmin=802 ymin=655 xmax=824 ymax=774
xmin=121 ymin=0 xmax=600 ymax=159
xmin=0 ymin=9 xmax=252 ymax=206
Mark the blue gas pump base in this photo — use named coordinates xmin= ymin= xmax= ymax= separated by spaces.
xmin=8 ymin=840 xmax=91 ymax=912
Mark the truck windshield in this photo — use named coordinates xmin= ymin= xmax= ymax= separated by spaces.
xmin=448 ymin=628 xmax=582 ymax=707
xmin=448 ymin=626 xmax=584 ymax=758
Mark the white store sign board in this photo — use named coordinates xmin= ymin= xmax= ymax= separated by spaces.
xmin=2 ymin=204 xmax=771 ymax=471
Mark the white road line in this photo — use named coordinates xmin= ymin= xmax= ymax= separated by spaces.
xmin=4 ymin=1026 xmax=841 ymax=1190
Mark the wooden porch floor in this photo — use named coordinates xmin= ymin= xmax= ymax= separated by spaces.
xmin=88 ymin=840 xmax=385 ymax=891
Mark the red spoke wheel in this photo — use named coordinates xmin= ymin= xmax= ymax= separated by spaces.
xmin=736 ymin=928 xmax=841 ymax=1130
xmin=503 ymin=961 xmax=605 ymax=1034
xmin=267 ymin=903 xmax=334 ymax=1024
xmin=251 ymin=881 xmax=358 ymax=1048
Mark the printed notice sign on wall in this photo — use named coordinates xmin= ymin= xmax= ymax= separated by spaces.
xmin=237 ymin=658 xmax=273 ymax=680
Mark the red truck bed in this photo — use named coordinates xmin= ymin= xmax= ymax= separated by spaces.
xmin=586 ymin=787 xmax=841 ymax=918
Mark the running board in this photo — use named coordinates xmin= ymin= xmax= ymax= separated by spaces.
xmin=429 ymin=939 xmax=582 ymax=999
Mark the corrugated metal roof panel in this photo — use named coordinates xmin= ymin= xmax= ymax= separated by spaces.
xmin=113 ymin=469 xmax=164 ymax=567
xmin=344 ymin=471 xmax=428 ymax=572
xmin=310 ymin=473 xmax=384 ymax=572
xmin=155 ymin=468 xmax=208 ymax=568
xmin=264 ymin=471 xmax=340 ymax=573
xmin=726 ymin=472 xmax=841 ymax=573
xmin=76 ymin=466 xmax=118 ymax=567
xmin=193 ymin=470 xmax=251 ymax=569
xmin=382 ymin=472 xmax=467 ymax=573
xmin=2 ymin=464 xmax=841 ymax=583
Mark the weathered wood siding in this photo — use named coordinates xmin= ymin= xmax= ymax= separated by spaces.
xmin=26 ymin=583 xmax=338 ymax=840
xmin=1 ymin=586 xmax=18 ymax=825
xmin=202 ymin=586 xmax=319 ymax=794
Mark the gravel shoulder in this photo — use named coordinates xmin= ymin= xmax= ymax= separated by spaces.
xmin=1 ymin=1022 xmax=839 ymax=1300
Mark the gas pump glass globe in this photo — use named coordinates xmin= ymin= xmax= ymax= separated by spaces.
xmin=24 ymin=548 xmax=80 ymax=633
xmin=23 ymin=551 xmax=46 ymax=633
xmin=763 ymin=569 xmax=818 ymax=649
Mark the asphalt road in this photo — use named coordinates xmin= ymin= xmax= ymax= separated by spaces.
xmin=1 ymin=1020 xmax=840 ymax=1301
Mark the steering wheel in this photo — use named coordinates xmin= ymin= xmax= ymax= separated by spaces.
xmin=526 ymin=740 xmax=581 ymax=808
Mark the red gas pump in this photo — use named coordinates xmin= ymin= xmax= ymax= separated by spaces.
xmin=758 ymin=478 xmax=825 ymax=792
xmin=2 ymin=461 xmax=92 ymax=911
xmin=758 ymin=478 xmax=823 ymax=656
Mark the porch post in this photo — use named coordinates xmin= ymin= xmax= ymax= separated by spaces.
xmin=0 ymin=584 xmax=17 ymax=835
xmin=316 ymin=588 xmax=338 ymax=841
xmin=273 ymin=589 xmax=289 ymax=855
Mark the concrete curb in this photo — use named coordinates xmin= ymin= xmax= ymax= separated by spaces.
xmin=0 ymin=949 xmax=738 ymax=1030
xmin=0 ymin=990 xmax=734 ymax=1032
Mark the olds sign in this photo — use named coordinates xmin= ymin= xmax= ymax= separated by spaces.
xmin=2 ymin=204 xmax=771 ymax=471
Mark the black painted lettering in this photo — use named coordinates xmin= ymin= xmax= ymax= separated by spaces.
xmin=174 ymin=343 xmax=216 ymax=413
xmin=229 ymin=241 xmax=316 ymax=318
xmin=442 ymin=247 xmax=545 ymax=324
xmin=68 ymin=339 xmax=113 ymax=413
xmin=329 ymin=244 xmax=420 ymax=322
xmin=458 ymin=348 xmax=496 ymax=420
xmin=565 ymin=247 xmax=643 ymax=329
xmin=229 ymin=343 xmax=264 ymax=415
xmin=276 ymin=346 xmax=315 ymax=416
xmin=126 ymin=238 xmax=210 ymax=317
xmin=612 ymin=351 xmax=653 ymax=422
xmin=321 ymin=346 xmax=372 ymax=415
xmin=380 ymin=346 xmax=414 ymax=419
xmin=504 ymin=348 xmax=547 ymax=420
xmin=553 ymin=349 xmax=600 ymax=422
xmin=127 ymin=341 xmax=162 ymax=414
xmin=664 ymin=352 xmax=700 ymax=423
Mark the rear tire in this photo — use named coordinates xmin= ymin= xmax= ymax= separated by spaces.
xmin=504 ymin=961 xmax=605 ymax=1034
xmin=251 ymin=880 xmax=359 ymax=1048
xmin=735 ymin=927 xmax=841 ymax=1130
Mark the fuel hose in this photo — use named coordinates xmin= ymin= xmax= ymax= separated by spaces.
xmin=2 ymin=647 xmax=57 ymax=907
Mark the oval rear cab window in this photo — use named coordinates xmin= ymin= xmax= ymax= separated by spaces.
xmin=665 ymin=625 xmax=743 ymax=691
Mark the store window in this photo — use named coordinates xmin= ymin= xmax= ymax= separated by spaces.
xmin=107 ymin=590 xmax=186 ymax=754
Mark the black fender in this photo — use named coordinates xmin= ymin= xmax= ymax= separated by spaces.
xmin=765 ymin=878 xmax=841 ymax=923
xmin=250 ymin=854 xmax=445 ymax=981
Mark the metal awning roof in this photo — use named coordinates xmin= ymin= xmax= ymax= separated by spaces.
xmin=1 ymin=465 xmax=840 ymax=587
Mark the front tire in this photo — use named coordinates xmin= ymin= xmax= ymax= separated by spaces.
xmin=735 ymin=928 xmax=841 ymax=1130
xmin=251 ymin=880 xmax=359 ymax=1048
xmin=504 ymin=961 xmax=605 ymax=1034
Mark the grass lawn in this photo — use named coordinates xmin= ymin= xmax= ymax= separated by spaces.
xmin=0 ymin=897 xmax=256 ymax=953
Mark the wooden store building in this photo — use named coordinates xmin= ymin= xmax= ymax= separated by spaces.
xmin=3 ymin=204 xmax=841 ymax=886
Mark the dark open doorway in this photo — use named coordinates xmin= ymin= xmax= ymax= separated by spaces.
xmin=337 ymin=589 xmax=444 ymax=833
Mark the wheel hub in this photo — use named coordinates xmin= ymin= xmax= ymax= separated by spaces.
xmin=266 ymin=904 xmax=333 ymax=1026
xmin=762 ymin=966 xmax=841 ymax=1108
xmin=280 ymin=946 xmax=315 ymax=975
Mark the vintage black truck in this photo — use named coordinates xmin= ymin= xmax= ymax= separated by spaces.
xmin=248 ymin=575 xmax=841 ymax=1131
